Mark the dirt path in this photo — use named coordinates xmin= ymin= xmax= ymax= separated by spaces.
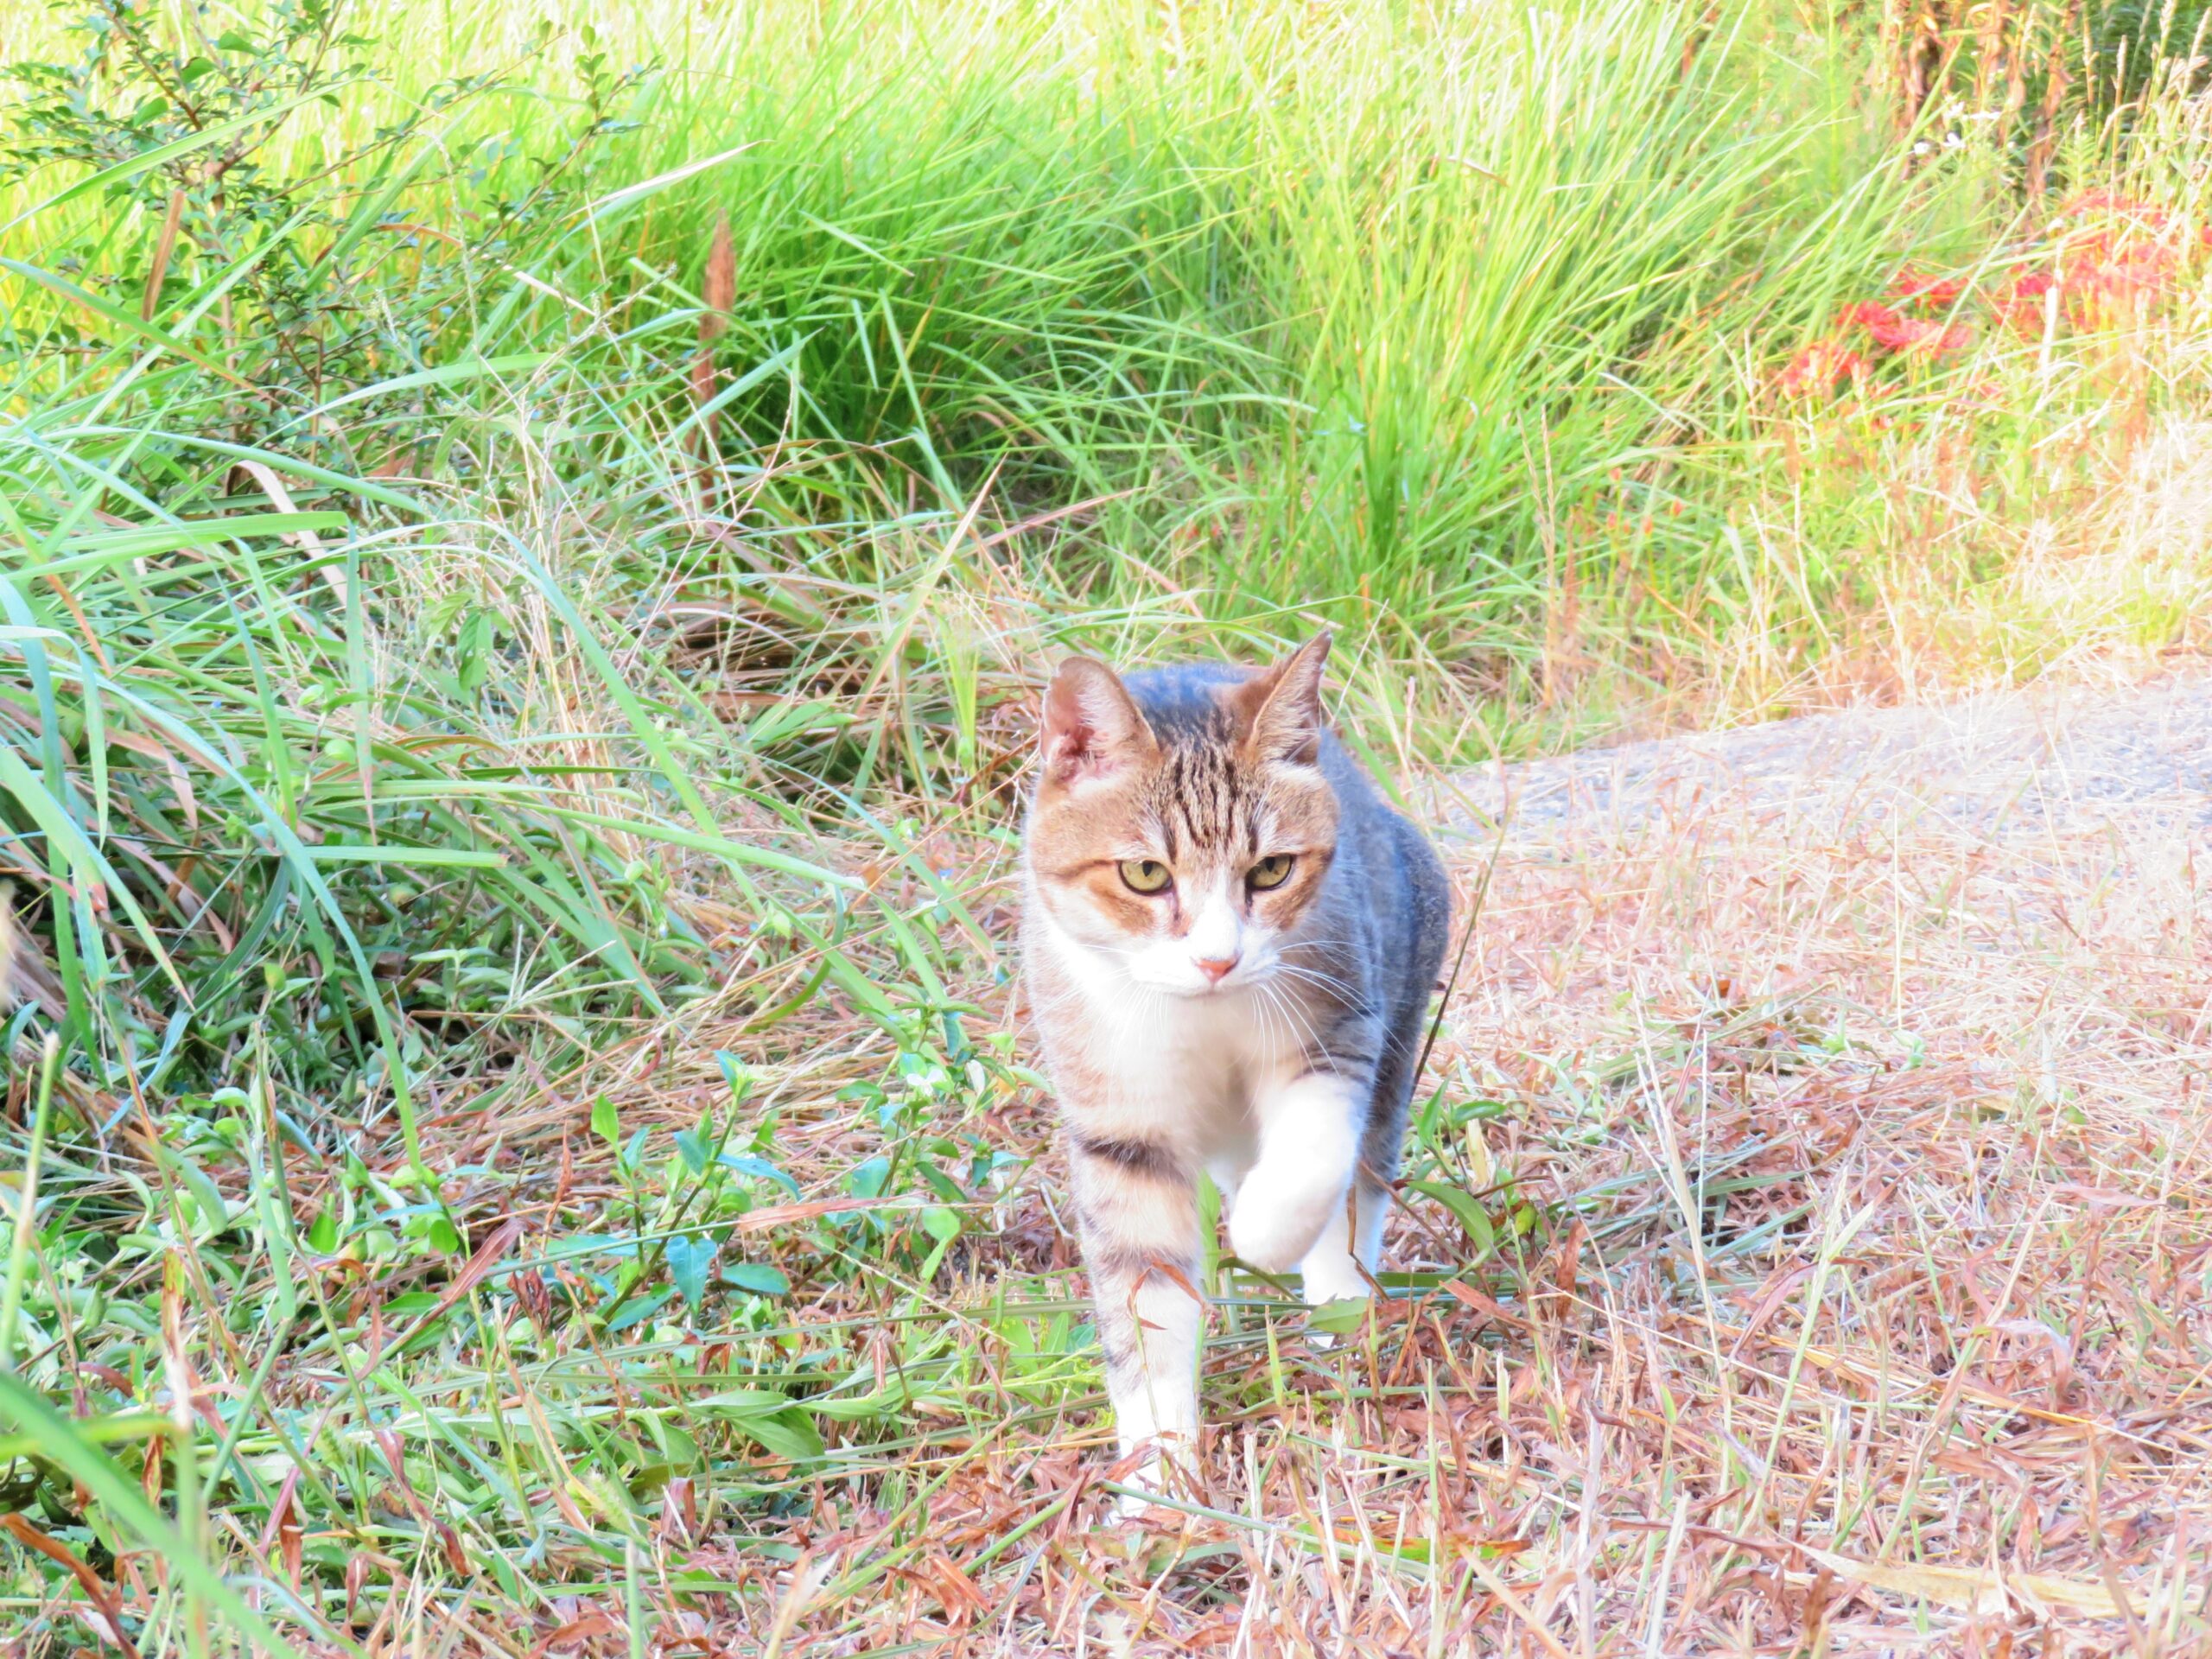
xmin=1441 ymin=671 xmax=2212 ymax=846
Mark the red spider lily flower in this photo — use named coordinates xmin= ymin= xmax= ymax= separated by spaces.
xmin=1778 ymin=339 xmax=1868 ymax=397
xmin=2060 ymin=188 xmax=2123 ymax=215
xmin=2056 ymin=239 xmax=2177 ymax=325
xmin=1847 ymin=302 xmax=1970 ymax=354
xmin=2100 ymin=247 xmax=2176 ymax=291
xmin=1847 ymin=301 xmax=1907 ymax=343
xmin=1889 ymin=270 xmax=1966 ymax=309
xmin=2060 ymin=189 xmax=2168 ymax=231
xmin=1997 ymin=269 xmax=2059 ymax=334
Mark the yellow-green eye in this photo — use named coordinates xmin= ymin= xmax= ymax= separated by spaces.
xmin=1119 ymin=859 xmax=1172 ymax=893
xmin=1249 ymin=854 xmax=1294 ymax=890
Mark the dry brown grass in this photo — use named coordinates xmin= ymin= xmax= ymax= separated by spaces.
xmin=480 ymin=671 xmax=2208 ymax=1657
xmin=105 ymin=662 xmax=2208 ymax=1659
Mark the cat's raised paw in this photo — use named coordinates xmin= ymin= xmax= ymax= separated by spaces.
xmin=1227 ymin=1188 xmax=1329 ymax=1275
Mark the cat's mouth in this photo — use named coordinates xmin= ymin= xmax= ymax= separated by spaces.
xmin=1142 ymin=959 xmax=1277 ymax=997
xmin=1111 ymin=931 xmax=1281 ymax=997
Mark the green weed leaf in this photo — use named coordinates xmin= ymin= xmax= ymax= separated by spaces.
xmin=665 ymin=1234 xmax=717 ymax=1306
xmin=721 ymin=1262 xmax=790 ymax=1297
xmin=1405 ymin=1179 xmax=1497 ymax=1258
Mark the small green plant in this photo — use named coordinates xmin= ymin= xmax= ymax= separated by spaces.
xmin=3 ymin=0 xmax=642 ymax=458
xmin=0 ymin=0 xmax=679 ymax=1126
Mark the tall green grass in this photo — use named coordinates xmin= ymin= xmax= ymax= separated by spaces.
xmin=5 ymin=0 xmax=1936 ymax=619
xmin=2 ymin=0 xmax=1944 ymax=1116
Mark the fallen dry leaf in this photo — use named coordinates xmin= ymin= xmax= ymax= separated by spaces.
xmin=1796 ymin=1548 xmax=2122 ymax=1619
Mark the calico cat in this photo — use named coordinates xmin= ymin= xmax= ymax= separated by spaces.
xmin=1020 ymin=633 xmax=1451 ymax=1512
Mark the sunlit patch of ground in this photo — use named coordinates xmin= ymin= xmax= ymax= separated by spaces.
xmin=683 ymin=672 xmax=2212 ymax=1655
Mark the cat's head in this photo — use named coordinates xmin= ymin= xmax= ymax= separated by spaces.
xmin=1026 ymin=634 xmax=1339 ymax=997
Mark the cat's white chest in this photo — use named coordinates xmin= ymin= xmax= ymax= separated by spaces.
xmin=1034 ymin=916 xmax=1308 ymax=1160
xmin=1142 ymin=990 xmax=1301 ymax=1170
xmin=1125 ymin=988 xmax=1291 ymax=1085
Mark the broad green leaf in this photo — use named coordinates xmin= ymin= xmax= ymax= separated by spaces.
xmin=665 ymin=1235 xmax=717 ymax=1306
xmin=717 ymin=1154 xmax=801 ymax=1199
xmin=1405 ymin=1178 xmax=1497 ymax=1257
xmin=721 ymin=1262 xmax=790 ymax=1297
xmin=737 ymin=1408 xmax=823 ymax=1465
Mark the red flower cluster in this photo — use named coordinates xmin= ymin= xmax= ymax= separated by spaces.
xmin=1777 ymin=283 xmax=1971 ymax=400
xmin=1777 ymin=191 xmax=2204 ymax=403
xmin=2005 ymin=189 xmax=2206 ymax=329
xmin=1847 ymin=300 xmax=1973 ymax=354
xmin=1888 ymin=270 xmax=1966 ymax=309
xmin=2062 ymin=188 xmax=2166 ymax=226
xmin=1778 ymin=337 xmax=1869 ymax=397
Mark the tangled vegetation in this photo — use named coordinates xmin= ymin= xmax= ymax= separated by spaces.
xmin=1 ymin=0 xmax=2207 ymax=1649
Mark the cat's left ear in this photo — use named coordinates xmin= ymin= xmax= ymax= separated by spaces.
xmin=1239 ymin=632 xmax=1332 ymax=766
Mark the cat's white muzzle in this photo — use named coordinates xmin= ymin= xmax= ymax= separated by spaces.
xmin=1127 ymin=882 xmax=1256 ymax=995
xmin=1128 ymin=918 xmax=1286 ymax=999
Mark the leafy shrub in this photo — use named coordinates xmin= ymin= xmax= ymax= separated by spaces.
xmin=3 ymin=0 xmax=645 ymax=463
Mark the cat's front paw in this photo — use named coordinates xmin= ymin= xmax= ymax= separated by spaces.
xmin=1109 ymin=1452 xmax=1195 ymax=1525
xmin=1299 ymin=1241 xmax=1372 ymax=1301
xmin=1227 ymin=1180 xmax=1332 ymax=1274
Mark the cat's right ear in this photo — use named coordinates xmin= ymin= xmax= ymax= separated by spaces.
xmin=1040 ymin=658 xmax=1154 ymax=788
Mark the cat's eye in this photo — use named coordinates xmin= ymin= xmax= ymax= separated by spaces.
xmin=1119 ymin=859 xmax=1172 ymax=893
xmin=1248 ymin=854 xmax=1294 ymax=890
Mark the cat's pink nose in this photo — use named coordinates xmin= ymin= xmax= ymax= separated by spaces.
xmin=1195 ymin=954 xmax=1239 ymax=984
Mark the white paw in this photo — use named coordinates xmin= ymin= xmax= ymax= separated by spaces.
xmin=1113 ymin=1485 xmax=1170 ymax=1523
xmin=1229 ymin=1181 xmax=1334 ymax=1274
xmin=1299 ymin=1263 xmax=1371 ymax=1307
xmin=1111 ymin=1459 xmax=1187 ymax=1524
xmin=1301 ymin=1277 xmax=1370 ymax=1351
